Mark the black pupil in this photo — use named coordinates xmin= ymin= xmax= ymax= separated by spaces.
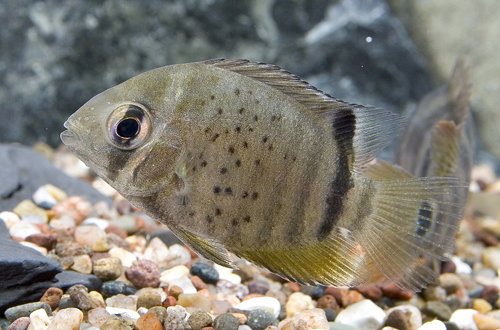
xmin=116 ymin=118 xmax=140 ymax=138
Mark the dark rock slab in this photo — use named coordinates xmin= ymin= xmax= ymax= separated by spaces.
xmin=0 ymin=144 xmax=112 ymax=212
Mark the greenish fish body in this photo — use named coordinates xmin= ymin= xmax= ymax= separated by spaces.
xmin=62 ymin=59 xmax=464 ymax=291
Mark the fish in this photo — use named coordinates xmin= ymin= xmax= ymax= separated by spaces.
xmin=61 ymin=59 xmax=465 ymax=292
xmin=395 ymin=58 xmax=473 ymax=268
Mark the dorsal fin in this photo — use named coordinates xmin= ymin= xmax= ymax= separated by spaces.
xmin=447 ymin=58 xmax=471 ymax=126
xmin=205 ymin=59 xmax=405 ymax=172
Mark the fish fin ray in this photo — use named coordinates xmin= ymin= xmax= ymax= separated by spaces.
xmin=232 ymin=227 xmax=369 ymax=286
xmin=356 ymin=173 xmax=465 ymax=291
xmin=430 ymin=120 xmax=460 ymax=177
xmin=204 ymin=59 xmax=404 ymax=172
xmin=362 ymin=159 xmax=413 ymax=180
xmin=167 ymin=225 xmax=234 ymax=268
xmin=447 ymin=57 xmax=471 ymax=126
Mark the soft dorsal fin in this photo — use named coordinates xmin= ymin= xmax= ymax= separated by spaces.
xmin=447 ymin=58 xmax=471 ymax=126
xmin=205 ymin=59 xmax=405 ymax=172
xmin=430 ymin=120 xmax=460 ymax=177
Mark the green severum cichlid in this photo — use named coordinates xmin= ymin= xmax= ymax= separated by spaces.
xmin=61 ymin=59 xmax=464 ymax=292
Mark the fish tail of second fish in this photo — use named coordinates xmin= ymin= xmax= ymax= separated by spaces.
xmin=358 ymin=159 xmax=466 ymax=292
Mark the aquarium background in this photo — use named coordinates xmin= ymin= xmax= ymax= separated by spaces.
xmin=0 ymin=0 xmax=498 ymax=166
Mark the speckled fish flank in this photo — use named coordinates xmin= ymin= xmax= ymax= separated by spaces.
xmin=61 ymin=59 xmax=465 ymax=292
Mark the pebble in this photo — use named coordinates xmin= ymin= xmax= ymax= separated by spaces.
xmin=39 ymin=287 xmax=63 ymax=310
xmin=169 ymin=244 xmax=192 ymax=266
xmin=9 ymin=220 xmax=41 ymax=239
xmin=163 ymin=295 xmax=178 ymax=308
xmin=125 ymin=259 xmax=160 ymax=288
xmin=13 ymin=200 xmax=48 ymax=223
xmin=383 ymin=309 xmax=410 ymax=330
xmin=213 ymin=313 xmax=240 ymax=330
xmin=449 ymin=309 xmax=479 ymax=330
xmin=5 ymin=302 xmax=52 ymax=323
xmin=188 ymin=311 xmax=214 ymax=330
xmin=88 ymin=308 xmax=111 ymax=327
xmin=106 ymin=294 xmax=137 ymax=310
xmin=29 ymin=308 xmax=50 ymax=329
xmin=482 ymin=247 xmax=500 ymax=270
xmin=160 ymin=265 xmax=190 ymax=284
xmin=286 ymin=308 xmax=328 ymax=330
xmin=317 ymin=294 xmax=340 ymax=313
xmin=70 ymin=254 xmax=93 ymax=274
xmin=19 ymin=241 xmax=47 ymax=255
xmin=191 ymin=262 xmax=220 ymax=284
xmin=474 ymin=298 xmax=493 ymax=314
xmin=233 ymin=313 xmax=247 ymax=324
xmin=109 ymin=215 xmax=137 ymax=234
xmin=451 ymin=256 xmax=473 ymax=274
xmin=236 ymin=297 xmax=281 ymax=319
xmin=285 ymin=292 xmax=314 ymax=318
xmin=219 ymin=272 xmax=242 ymax=285
xmin=46 ymin=308 xmax=83 ymax=330
xmin=43 ymin=184 xmax=68 ymax=202
xmin=6 ymin=317 xmax=30 ymax=330
xmin=32 ymin=186 xmax=58 ymax=209
xmin=178 ymin=293 xmax=212 ymax=312
xmin=99 ymin=315 xmax=135 ymax=330
xmin=481 ymin=285 xmax=499 ymax=303
xmin=0 ymin=210 xmax=21 ymax=228
xmin=143 ymin=237 xmax=170 ymax=267
xmin=70 ymin=286 xmax=101 ymax=310
xmin=148 ymin=306 xmax=168 ymax=323
xmin=93 ymin=257 xmax=123 ymax=281
xmin=246 ymin=309 xmax=278 ymax=330
xmin=212 ymin=300 xmax=232 ymax=315
xmin=74 ymin=225 xmax=107 ymax=248
xmin=101 ymin=281 xmax=129 ymax=298
xmin=423 ymin=285 xmax=447 ymax=302
xmin=108 ymin=247 xmax=137 ymax=267
xmin=217 ymin=280 xmax=249 ymax=300
xmin=191 ymin=275 xmax=209 ymax=290
xmin=90 ymin=290 xmax=106 ymax=305
xmin=25 ymin=233 xmax=58 ymax=250
xmin=380 ymin=284 xmax=413 ymax=301
xmin=169 ymin=275 xmax=198 ymax=294
xmin=106 ymin=224 xmax=128 ymax=239
xmin=136 ymin=291 xmax=162 ymax=309
xmin=55 ymin=241 xmax=91 ymax=257
xmin=247 ymin=279 xmax=270 ymax=295
xmin=335 ymin=299 xmax=386 ymax=330
xmin=58 ymin=295 xmax=78 ymax=309
xmin=421 ymin=301 xmax=453 ymax=321
xmin=472 ymin=313 xmax=500 ymax=330
xmin=354 ymin=285 xmax=383 ymax=302
xmin=439 ymin=273 xmax=464 ymax=295
xmin=417 ymin=320 xmax=447 ymax=330
xmin=386 ymin=305 xmax=422 ymax=330
xmin=106 ymin=307 xmax=141 ymax=320
xmin=136 ymin=312 xmax=163 ymax=330
xmin=165 ymin=305 xmax=189 ymax=330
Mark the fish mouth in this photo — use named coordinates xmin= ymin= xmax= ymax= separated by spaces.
xmin=60 ymin=120 xmax=80 ymax=146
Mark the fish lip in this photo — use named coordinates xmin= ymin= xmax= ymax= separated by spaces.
xmin=60 ymin=120 xmax=81 ymax=146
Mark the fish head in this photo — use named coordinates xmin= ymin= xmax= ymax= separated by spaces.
xmin=61 ymin=68 xmax=183 ymax=198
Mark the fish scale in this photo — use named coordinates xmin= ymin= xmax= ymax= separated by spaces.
xmin=61 ymin=59 xmax=466 ymax=291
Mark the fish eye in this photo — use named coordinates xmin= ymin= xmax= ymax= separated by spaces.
xmin=107 ymin=103 xmax=152 ymax=150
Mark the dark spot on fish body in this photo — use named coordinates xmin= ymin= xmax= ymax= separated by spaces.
xmin=219 ymin=167 xmax=227 ymax=174
xmin=235 ymin=89 xmax=240 ymax=96
xmin=254 ymin=115 xmax=258 ymax=121
xmin=213 ymin=186 xmax=221 ymax=194
xmin=271 ymin=115 xmax=276 ymax=122
xmin=268 ymin=144 xmax=273 ymax=151
xmin=255 ymin=159 xmax=260 ymax=165
xmin=189 ymin=212 xmax=195 ymax=217
xmin=215 ymin=208 xmax=222 ymax=216
xmin=244 ymin=215 xmax=251 ymax=222
xmin=242 ymin=191 xmax=249 ymax=198
xmin=232 ymin=218 xmax=238 ymax=226
xmin=416 ymin=202 xmax=433 ymax=237
xmin=211 ymin=95 xmax=215 ymax=100
xmin=217 ymin=108 xmax=223 ymax=115
xmin=239 ymin=108 xmax=245 ymax=114
xmin=235 ymin=127 xmax=241 ymax=133
xmin=211 ymin=133 xmax=220 ymax=142
xmin=262 ymin=136 xmax=268 ymax=143
xmin=201 ymin=161 xmax=208 ymax=167
xmin=235 ymin=159 xmax=241 ymax=167
xmin=206 ymin=215 xmax=213 ymax=223
xmin=252 ymin=192 xmax=258 ymax=200
xmin=228 ymin=146 xmax=235 ymax=154
xmin=225 ymin=187 xmax=233 ymax=195
xmin=204 ymin=127 xmax=210 ymax=134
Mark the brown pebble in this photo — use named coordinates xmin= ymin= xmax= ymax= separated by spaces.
xmin=285 ymin=282 xmax=300 ymax=293
xmin=106 ymin=232 xmax=131 ymax=250
xmin=135 ymin=216 xmax=145 ymax=231
xmin=339 ymin=289 xmax=364 ymax=307
xmin=439 ymin=273 xmax=464 ymax=295
xmin=114 ymin=198 xmax=133 ymax=215
xmin=137 ymin=291 xmax=162 ymax=309
xmin=198 ymin=288 xmax=212 ymax=300
xmin=125 ymin=260 xmax=160 ymax=288
xmin=324 ymin=287 xmax=342 ymax=305
xmin=40 ymin=287 xmax=63 ymax=310
xmin=441 ymin=260 xmax=457 ymax=274
xmin=168 ymin=285 xmax=184 ymax=300
xmin=60 ymin=256 xmax=75 ymax=269
xmin=93 ymin=257 xmax=123 ymax=282
xmin=481 ymin=285 xmax=500 ymax=303
xmin=383 ymin=309 xmax=410 ymax=330
xmin=34 ymin=223 xmax=50 ymax=234
xmin=353 ymin=285 xmax=383 ymax=302
xmin=136 ymin=312 xmax=163 ymax=330
xmin=163 ymin=295 xmax=177 ymax=308
xmin=317 ymin=294 xmax=340 ymax=312
xmin=55 ymin=241 xmax=91 ymax=257
xmin=232 ymin=313 xmax=247 ymax=324
xmin=91 ymin=252 xmax=110 ymax=262
xmin=380 ymin=283 xmax=413 ymax=300
xmin=105 ymin=224 xmax=128 ymax=239
xmin=191 ymin=275 xmax=208 ymax=290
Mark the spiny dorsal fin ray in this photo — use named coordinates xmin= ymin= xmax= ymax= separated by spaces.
xmin=431 ymin=120 xmax=460 ymax=177
xmin=447 ymin=58 xmax=472 ymax=126
xmin=206 ymin=59 xmax=405 ymax=173
xmin=167 ymin=225 xmax=234 ymax=268
xmin=231 ymin=227 xmax=369 ymax=287
xmin=354 ymin=163 xmax=465 ymax=291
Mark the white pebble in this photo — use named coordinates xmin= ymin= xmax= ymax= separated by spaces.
xmin=47 ymin=308 xmax=83 ymax=330
xmin=49 ymin=215 xmax=76 ymax=229
xmin=417 ymin=320 xmax=447 ymax=330
xmin=29 ymin=308 xmax=50 ymax=330
xmin=9 ymin=220 xmax=41 ymax=239
xmin=236 ymin=297 xmax=281 ymax=318
xmin=105 ymin=307 xmax=140 ymax=320
xmin=335 ymin=299 xmax=386 ymax=330
xmin=386 ymin=305 xmax=422 ymax=330
xmin=160 ymin=265 xmax=190 ymax=284
xmin=238 ymin=326 xmax=252 ymax=330
xmin=169 ymin=244 xmax=191 ymax=266
xmin=21 ymin=214 xmax=46 ymax=224
xmin=451 ymin=256 xmax=473 ymax=275
xmin=19 ymin=241 xmax=48 ymax=255
xmin=168 ymin=275 xmax=197 ymax=294
xmin=291 ymin=308 xmax=329 ymax=330
xmin=33 ymin=186 xmax=58 ymax=207
xmin=165 ymin=306 xmax=188 ymax=330
xmin=0 ymin=211 xmax=21 ymax=229
xmin=449 ymin=309 xmax=479 ymax=330
xmin=219 ymin=272 xmax=242 ymax=285
xmin=137 ymin=307 xmax=149 ymax=315
xmin=108 ymin=247 xmax=137 ymax=267
xmin=144 ymin=237 xmax=171 ymax=266
xmin=81 ymin=217 xmax=110 ymax=230
xmin=214 ymin=263 xmax=234 ymax=274
xmin=285 ymin=292 xmax=314 ymax=318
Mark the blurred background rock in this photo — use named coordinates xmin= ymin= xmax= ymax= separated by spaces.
xmin=0 ymin=0 xmax=498 ymax=167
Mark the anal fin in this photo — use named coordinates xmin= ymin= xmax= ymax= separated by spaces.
xmin=167 ymin=225 xmax=234 ymax=268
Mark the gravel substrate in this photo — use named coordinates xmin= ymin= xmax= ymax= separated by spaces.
xmin=1 ymin=146 xmax=500 ymax=330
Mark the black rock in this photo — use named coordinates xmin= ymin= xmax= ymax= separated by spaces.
xmin=4 ymin=302 xmax=52 ymax=323
xmin=101 ymin=281 xmax=129 ymax=298
xmin=322 ymin=308 xmax=337 ymax=322
xmin=191 ymin=262 xmax=219 ymax=284
xmin=0 ymin=218 xmax=9 ymax=239
xmin=213 ymin=313 xmax=240 ymax=330
xmin=53 ymin=271 xmax=102 ymax=292
xmin=246 ymin=309 xmax=279 ymax=330
xmin=0 ymin=144 xmax=112 ymax=212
